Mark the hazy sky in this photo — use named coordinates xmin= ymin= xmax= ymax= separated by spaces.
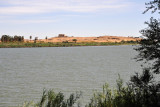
xmin=0 ymin=0 xmax=157 ymax=39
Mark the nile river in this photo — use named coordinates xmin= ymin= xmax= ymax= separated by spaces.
xmin=0 ymin=46 xmax=141 ymax=106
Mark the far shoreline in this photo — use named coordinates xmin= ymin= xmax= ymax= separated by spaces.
xmin=0 ymin=41 xmax=139 ymax=48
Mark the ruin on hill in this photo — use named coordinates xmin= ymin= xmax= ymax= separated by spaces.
xmin=58 ymin=34 xmax=67 ymax=37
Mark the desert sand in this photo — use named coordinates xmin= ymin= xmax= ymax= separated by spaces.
xmin=32 ymin=35 xmax=140 ymax=43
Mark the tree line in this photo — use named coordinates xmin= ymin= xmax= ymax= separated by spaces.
xmin=1 ymin=35 xmax=24 ymax=42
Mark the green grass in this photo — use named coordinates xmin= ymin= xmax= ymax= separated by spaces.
xmin=0 ymin=41 xmax=138 ymax=48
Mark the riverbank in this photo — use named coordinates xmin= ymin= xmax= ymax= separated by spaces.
xmin=0 ymin=41 xmax=138 ymax=48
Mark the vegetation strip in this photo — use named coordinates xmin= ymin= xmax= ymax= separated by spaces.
xmin=0 ymin=41 xmax=138 ymax=48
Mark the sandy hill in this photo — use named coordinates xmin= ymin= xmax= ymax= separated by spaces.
xmin=36 ymin=36 xmax=140 ymax=43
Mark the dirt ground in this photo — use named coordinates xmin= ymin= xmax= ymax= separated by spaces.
xmin=25 ymin=36 xmax=141 ymax=43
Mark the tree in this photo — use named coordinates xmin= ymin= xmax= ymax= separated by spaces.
xmin=34 ymin=37 xmax=38 ymax=43
xmin=14 ymin=35 xmax=19 ymax=42
xmin=30 ymin=36 xmax=32 ymax=41
xmin=143 ymin=0 xmax=160 ymax=14
xmin=1 ymin=35 xmax=24 ymax=42
xmin=1 ymin=35 xmax=5 ymax=42
xmin=72 ymin=39 xmax=77 ymax=43
xmin=22 ymin=36 xmax=24 ymax=42
xmin=132 ymin=0 xmax=160 ymax=106
xmin=135 ymin=0 xmax=160 ymax=74
xmin=45 ymin=36 xmax=48 ymax=42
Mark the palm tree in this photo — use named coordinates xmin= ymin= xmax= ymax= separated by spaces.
xmin=30 ymin=36 xmax=32 ymax=42
xmin=45 ymin=36 xmax=48 ymax=42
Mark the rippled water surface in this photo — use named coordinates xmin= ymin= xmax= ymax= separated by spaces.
xmin=0 ymin=46 xmax=141 ymax=106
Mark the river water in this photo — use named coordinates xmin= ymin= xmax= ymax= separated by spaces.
xmin=0 ymin=46 xmax=141 ymax=106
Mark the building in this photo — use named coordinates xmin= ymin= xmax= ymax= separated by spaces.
xmin=58 ymin=34 xmax=67 ymax=37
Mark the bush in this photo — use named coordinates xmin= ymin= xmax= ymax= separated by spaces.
xmin=20 ymin=89 xmax=82 ymax=107
xmin=86 ymin=74 xmax=160 ymax=107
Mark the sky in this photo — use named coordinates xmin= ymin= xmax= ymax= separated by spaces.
xmin=0 ymin=0 xmax=157 ymax=39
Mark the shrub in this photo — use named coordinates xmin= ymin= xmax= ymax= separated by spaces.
xmin=86 ymin=74 xmax=160 ymax=107
xmin=20 ymin=89 xmax=82 ymax=107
